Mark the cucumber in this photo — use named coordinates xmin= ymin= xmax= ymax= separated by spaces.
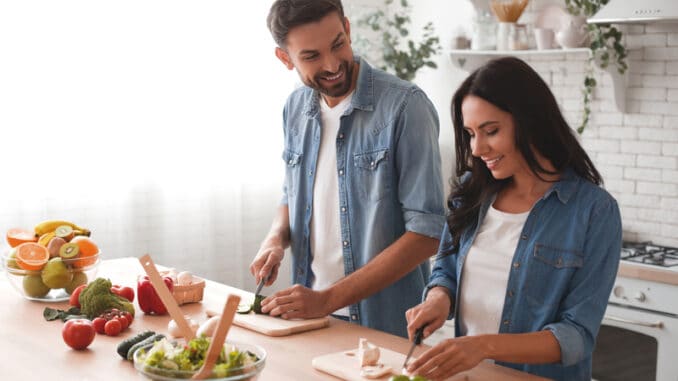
xmin=126 ymin=333 xmax=165 ymax=361
xmin=116 ymin=330 xmax=155 ymax=359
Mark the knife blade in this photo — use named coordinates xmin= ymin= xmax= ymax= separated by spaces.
xmin=254 ymin=274 xmax=270 ymax=296
xmin=402 ymin=326 xmax=425 ymax=369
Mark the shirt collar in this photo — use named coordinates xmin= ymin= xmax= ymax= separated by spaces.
xmin=542 ymin=167 xmax=579 ymax=204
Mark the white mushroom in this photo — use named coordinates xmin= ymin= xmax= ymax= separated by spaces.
xmin=360 ymin=364 xmax=394 ymax=379
xmin=358 ymin=338 xmax=380 ymax=367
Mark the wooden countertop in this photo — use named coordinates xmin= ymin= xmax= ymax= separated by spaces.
xmin=618 ymin=262 xmax=678 ymax=285
xmin=1 ymin=258 xmax=548 ymax=380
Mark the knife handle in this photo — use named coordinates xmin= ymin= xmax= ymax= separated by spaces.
xmin=414 ymin=326 xmax=425 ymax=345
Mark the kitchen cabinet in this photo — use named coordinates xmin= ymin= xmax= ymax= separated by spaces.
xmin=448 ymin=49 xmax=628 ymax=112
xmin=1 ymin=258 xmax=548 ymax=380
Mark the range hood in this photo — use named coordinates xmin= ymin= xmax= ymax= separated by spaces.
xmin=588 ymin=0 xmax=678 ymax=24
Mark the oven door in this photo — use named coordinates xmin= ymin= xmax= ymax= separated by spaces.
xmin=593 ymin=303 xmax=678 ymax=381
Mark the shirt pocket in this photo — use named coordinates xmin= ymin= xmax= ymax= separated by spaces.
xmin=282 ymin=149 xmax=302 ymax=197
xmin=526 ymin=243 xmax=583 ymax=307
xmin=353 ymin=149 xmax=391 ymax=201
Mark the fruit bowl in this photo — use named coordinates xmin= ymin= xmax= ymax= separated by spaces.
xmin=2 ymin=245 xmax=100 ymax=302
xmin=133 ymin=338 xmax=266 ymax=380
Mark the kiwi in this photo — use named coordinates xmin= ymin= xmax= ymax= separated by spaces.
xmin=59 ymin=243 xmax=80 ymax=259
xmin=55 ymin=225 xmax=74 ymax=240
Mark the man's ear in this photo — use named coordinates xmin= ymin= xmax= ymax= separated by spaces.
xmin=275 ymin=47 xmax=294 ymax=70
xmin=344 ymin=17 xmax=351 ymax=43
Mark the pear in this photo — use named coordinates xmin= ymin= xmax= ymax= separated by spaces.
xmin=41 ymin=257 xmax=73 ymax=289
xmin=23 ymin=275 xmax=50 ymax=297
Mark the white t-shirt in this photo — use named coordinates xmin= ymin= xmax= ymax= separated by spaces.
xmin=458 ymin=204 xmax=529 ymax=336
xmin=310 ymin=93 xmax=353 ymax=316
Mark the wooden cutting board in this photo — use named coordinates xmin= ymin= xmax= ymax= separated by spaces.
xmin=312 ymin=347 xmax=470 ymax=381
xmin=205 ymin=306 xmax=329 ymax=337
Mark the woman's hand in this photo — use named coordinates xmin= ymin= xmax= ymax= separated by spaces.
xmin=405 ymin=286 xmax=451 ymax=341
xmin=406 ymin=336 xmax=488 ymax=381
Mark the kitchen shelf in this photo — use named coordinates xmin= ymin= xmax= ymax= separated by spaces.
xmin=448 ymin=49 xmax=627 ymax=112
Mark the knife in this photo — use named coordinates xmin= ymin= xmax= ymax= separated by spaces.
xmin=254 ymin=273 xmax=270 ymax=296
xmin=402 ymin=325 xmax=426 ymax=369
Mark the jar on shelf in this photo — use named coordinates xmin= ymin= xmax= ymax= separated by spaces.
xmin=508 ymin=23 xmax=529 ymax=50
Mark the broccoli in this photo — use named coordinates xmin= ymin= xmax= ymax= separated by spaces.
xmin=79 ymin=277 xmax=135 ymax=319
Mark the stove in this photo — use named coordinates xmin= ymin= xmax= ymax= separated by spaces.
xmin=592 ymin=241 xmax=678 ymax=381
xmin=621 ymin=241 xmax=678 ymax=268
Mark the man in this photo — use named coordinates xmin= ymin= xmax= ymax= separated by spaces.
xmin=250 ymin=0 xmax=445 ymax=337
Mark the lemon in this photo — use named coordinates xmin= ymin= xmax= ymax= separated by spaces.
xmin=23 ymin=274 xmax=50 ymax=297
xmin=41 ymin=257 xmax=73 ymax=289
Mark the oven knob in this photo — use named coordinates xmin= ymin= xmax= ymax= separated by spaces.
xmin=613 ymin=286 xmax=624 ymax=298
xmin=633 ymin=292 xmax=646 ymax=302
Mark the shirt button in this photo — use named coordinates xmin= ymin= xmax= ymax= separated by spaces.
xmin=370 ymin=161 xmax=375 ymax=167
xmin=309 ymin=171 xmax=313 ymax=176
xmin=351 ymin=314 xmax=358 ymax=321
xmin=339 ymin=169 xmax=344 ymax=175
xmin=508 ymin=290 xmax=514 ymax=297
xmin=341 ymin=207 xmax=346 ymax=212
xmin=343 ymin=241 xmax=349 ymax=247
xmin=339 ymin=133 xmax=344 ymax=139
xmin=503 ymin=320 xmax=510 ymax=325
xmin=521 ymin=235 xmax=528 ymax=240
xmin=513 ymin=262 xmax=520 ymax=269
xmin=288 ymin=160 xmax=293 ymax=164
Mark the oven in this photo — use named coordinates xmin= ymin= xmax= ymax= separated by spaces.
xmin=592 ymin=242 xmax=678 ymax=381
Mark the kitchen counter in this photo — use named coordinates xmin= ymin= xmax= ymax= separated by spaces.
xmin=1 ymin=258 xmax=548 ymax=380
xmin=618 ymin=261 xmax=678 ymax=285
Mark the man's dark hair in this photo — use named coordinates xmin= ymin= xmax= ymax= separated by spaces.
xmin=267 ymin=0 xmax=345 ymax=47
xmin=447 ymin=56 xmax=602 ymax=247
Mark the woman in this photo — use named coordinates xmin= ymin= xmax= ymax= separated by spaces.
xmin=404 ymin=57 xmax=621 ymax=381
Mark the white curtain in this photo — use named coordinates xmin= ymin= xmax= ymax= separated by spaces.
xmin=0 ymin=0 xmax=295 ymax=291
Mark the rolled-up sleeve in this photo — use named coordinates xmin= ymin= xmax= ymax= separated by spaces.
xmin=395 ymin=89 xmax=446 ymax=239
xmin=544 ymin=196 xmax=622 ymax=366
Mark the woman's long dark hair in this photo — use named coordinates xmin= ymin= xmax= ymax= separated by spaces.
xmin=447 ymin=56 xmax=601 ymax=247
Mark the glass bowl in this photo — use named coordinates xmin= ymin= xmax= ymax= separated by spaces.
xmin=2 ymin=246 xmax=100 ymax=302
xmin=133 ymin=339 xmax=266 ymax=381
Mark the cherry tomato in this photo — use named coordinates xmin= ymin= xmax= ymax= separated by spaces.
xmin=104 ymin=319 xmax=122 ymax=336
xmin=92 ymin=317 xmax=107 ymax=334
xmin=121 ymin=311 xmax=133 ymax=326
xmin=62 ymin=319 xmax=95 ymax=350
xmin=68 ymin=284 xmax=88 ymax=308
xmin=115 ymin=316 xmax=129 ymax=331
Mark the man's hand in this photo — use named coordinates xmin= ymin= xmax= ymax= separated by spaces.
xmin=260 ymin=284 xmax=331 ymax=319
xmin=249 ymin=242 xmax=284 ymax=286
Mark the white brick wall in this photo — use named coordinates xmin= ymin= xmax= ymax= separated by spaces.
xmin=529 ymin=24 xmax=678 ymax=247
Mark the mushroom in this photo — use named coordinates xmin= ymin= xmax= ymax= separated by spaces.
xmin=358 ymin=338 xmax=380 ymax=367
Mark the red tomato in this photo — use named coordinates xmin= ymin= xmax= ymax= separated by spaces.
xmin=104 ymin=319 xmax=122 ymax=336
xmin=114 ymin=316 xmax=129 ymax=331
xmin=110 ymin=285 xmax=135 ymax=302
xmin=92 ymin=317 xmax=107 ymax=334
xmin=62 ymin=319 xmax=95 ymax=350
xmin=121 ymin=311 xmax=133 ymax=326
xmin=69 ymin=284 xmax=88 ymax=308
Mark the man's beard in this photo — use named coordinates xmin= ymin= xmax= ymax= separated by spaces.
xmin=305 ymin=60 xmax=354 ymax=98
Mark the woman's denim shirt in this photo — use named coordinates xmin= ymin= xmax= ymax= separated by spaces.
xmin=280 ymin=57 xmax=446 ymax=337
xmin=427 ymin=169 xmax=622 ymax=381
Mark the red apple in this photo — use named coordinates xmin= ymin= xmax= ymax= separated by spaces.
xmin=62 ymin=319 xmax=95 ymax=350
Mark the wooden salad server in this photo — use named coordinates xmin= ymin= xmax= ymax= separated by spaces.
xmin=138 ymin=254 xmax=195 ymax=341
xmin=192 ymin=294 xmax=241 ymax=380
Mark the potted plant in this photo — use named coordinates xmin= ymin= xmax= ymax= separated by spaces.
xmin=565 ymin=0 xmax=628 ymax=134
xmin=352 ymin=0 xmax=441 ymax=82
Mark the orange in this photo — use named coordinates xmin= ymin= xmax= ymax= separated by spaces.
xmin=70 ymin=236 xmax=99 ymax=268
xmin=6 ymin=228 xmax=38 ymax=248
xmin=15 ymin=242 xmax=49 ymax=271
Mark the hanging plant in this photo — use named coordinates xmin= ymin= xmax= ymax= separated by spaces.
xmin=565 ymin=0 xmax=628 ymax=134
xmin=353 ymin=0 xmax=441 ymax=82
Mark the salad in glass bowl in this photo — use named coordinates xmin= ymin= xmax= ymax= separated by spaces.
xmin=133 ymin=336 xmax=266 ymax=380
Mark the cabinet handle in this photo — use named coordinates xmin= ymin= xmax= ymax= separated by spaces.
xmin=604 ymin=315 xmax=664 ymax=329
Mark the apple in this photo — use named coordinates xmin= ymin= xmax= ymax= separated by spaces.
xmin=62 ymin=319 xmax=95 ymax=350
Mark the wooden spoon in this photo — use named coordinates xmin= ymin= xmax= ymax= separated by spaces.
xmin=192 ymin=294 xmax=241 ymax=380
xmin=138 ymin=254 xmax=195 ymax=341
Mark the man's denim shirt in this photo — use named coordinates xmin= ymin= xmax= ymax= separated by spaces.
xmin=427 ymin=169 xmax=622 ymax=381
xmin=279 ymin=57 xmax=445 ymax=337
